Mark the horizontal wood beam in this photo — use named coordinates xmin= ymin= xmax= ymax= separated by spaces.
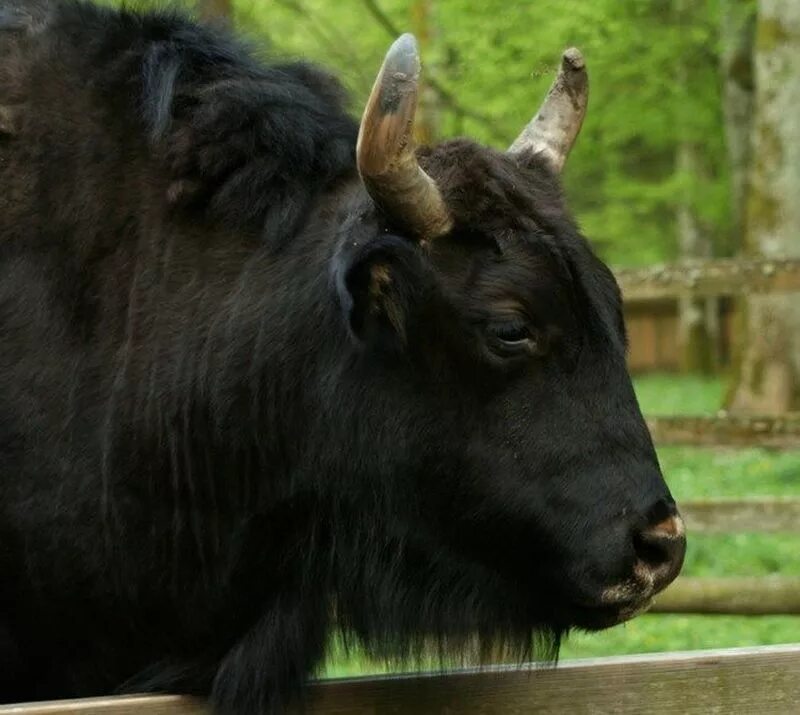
xmin=646 ymin=413 xmax=800 ymax=448
xmin=651 ymin=576 xmax=800 ymax=615
xmin=0 ymin=697 xmax=205 ymax=714
xmin=681 ymin=498 xmax=800 ymax=533
xmin=3 ymin=645 xmax=799 ymax=714
xmin=616 ymin=257 xmax=800 ymax=302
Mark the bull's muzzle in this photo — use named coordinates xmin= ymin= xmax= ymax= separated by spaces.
xmin=601 ymin=511 xmax=686 ymax=618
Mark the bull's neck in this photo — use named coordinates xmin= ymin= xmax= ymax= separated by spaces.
xmin=125 ymin=184 xmax=355 ymax=494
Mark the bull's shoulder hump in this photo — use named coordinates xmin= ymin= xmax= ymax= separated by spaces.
xmin=0 ymin=1 xmax=53 ymax=33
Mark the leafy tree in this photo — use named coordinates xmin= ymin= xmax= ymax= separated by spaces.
xmin=108 ymin=0 xmax=732 ymax=271
xmin=235 ymin=0 xmax=729 ymax=268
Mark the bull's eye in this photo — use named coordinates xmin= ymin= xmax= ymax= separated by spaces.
xmin=487 ymin=319 xmax=543 ymax=357
xmin=492 ymin=321 xmax=529 ymax=343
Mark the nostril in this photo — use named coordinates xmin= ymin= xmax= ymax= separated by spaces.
xmin=633 ymin=514 xmax=686 ymax=570
xmin=634 ymin=528 xmax=675 ymax=567
xmin=649 ymin=513 xmax=686 ymax=539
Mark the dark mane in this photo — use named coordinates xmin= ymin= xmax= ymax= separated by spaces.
xmin=3 ymin=0 xmax=357 ymax=245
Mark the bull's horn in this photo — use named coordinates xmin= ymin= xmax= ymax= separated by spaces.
xmin=357 ymin=33 xmax=453 ymax=240
xmin=509 ymin=48 xmax=588 ymax=173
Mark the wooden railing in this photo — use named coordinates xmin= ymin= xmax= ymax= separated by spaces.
xmin=611 ymin=256 xmax=800 ymax=615
xmin=3 ymin=645 xmax=799 ymax=714
xmin=652 ymin=576 xmax=800 ymax=615
xmin=679 ymin=498 xmax=800 ymax=533
xmin=616 ymin=257 xmax=800 ymax=303
xmin=621 ymin=258 xmax=800 ymax=451
xmin=617 ymin=257 xmax=800 ymax=371
xmin=647 ymin=413 xmax=800 ymax=449
xmin=649 ymin=498 xmax=800 ymax=615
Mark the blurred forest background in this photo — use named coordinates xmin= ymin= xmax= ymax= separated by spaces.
xmin=119 ymin=0 xmax=800 ymax=668
xmin=199 ymin=0 xmax=745 ymax=268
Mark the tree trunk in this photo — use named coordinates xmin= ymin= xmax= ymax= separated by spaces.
xmin=728 ymin=0 xmax=800 ymax=413
xmin=720 ymin=0 xmax=756 ymax=250
xmin=410 ymin=0 xmax=439 ymax=145
xmin=197 ymin=0 xmax=233 ymax=26
xmin=676 ymin=141 xmax=718 ymax=373
xmin=675 ymin=0 xmax=718 ymax=373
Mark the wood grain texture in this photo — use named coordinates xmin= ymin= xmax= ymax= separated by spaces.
xmin=616 ymin=257 xmax=800 ymax=303
xmin=3 ymin=645 xmax=799 ymax=714
xmin=0 ymin=696 xmax=207 ymax=715
xmin=651 ymin=576 xmax=800 ymax=614
xmin=646 ymin=413 xmax=800 ymax=448
xmin=681 ymin=498 xmax=800 ymax=533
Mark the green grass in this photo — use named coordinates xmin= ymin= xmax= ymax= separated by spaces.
xmin=321 ymin=373 xmax=800 ymax=677
xmin=634 ymin=372 xmax=726 ymax=415
xmin=559 ymin=615 xmax=800 ymax=659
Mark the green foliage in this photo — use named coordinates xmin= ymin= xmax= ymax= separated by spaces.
xmin=634 ymin=373 xmax=725 ymax=415
xmin=561 ymin=614 xmax=800 ymax=658
xmin=99 ymin=0 xmax=734 ymax=266
xmin=661 ymin=445 xmax=800 ymax=499
xmin=228 ymin=0 xmax=731 ymax=267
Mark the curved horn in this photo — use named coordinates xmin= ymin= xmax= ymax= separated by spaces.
xmin=357 ymin=34 xmax=453 ymax=240
xmin=509 ymin=48 xmax=588 ymax=173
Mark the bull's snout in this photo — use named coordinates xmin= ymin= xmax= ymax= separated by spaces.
xmin=599 ymin=503 xmax=686 ymax=620
xmin=632 ymin=511 xmax=686 ymax=594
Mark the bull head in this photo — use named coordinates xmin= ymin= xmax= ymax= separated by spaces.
xmin=356 ymin=35 xmax=589 ymax=240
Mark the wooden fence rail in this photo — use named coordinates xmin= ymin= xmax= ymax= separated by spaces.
xmin=2 ymin=645 xmax=799 ymax=714
xmin=652 ymin=499 xmax=800 ymax=615
xmin=616 ymin=257 xmax=800 ymax=303
xmin=652 ymin=577 xmax=800 ymax=615
xmin=646 ymin=413 xmax=800 ymax=449
xmin=680 ymin=498 xmax=800 ymax=533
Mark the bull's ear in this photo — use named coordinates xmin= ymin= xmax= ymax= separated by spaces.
xmin=333 ymin=235 xmax=428 ymax=347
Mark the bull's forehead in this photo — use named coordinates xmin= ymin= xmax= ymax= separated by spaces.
xmin=416 ymin=138 xmax=625 ymax=351
xmin=419 ymin=138 xmax=569 ymax=235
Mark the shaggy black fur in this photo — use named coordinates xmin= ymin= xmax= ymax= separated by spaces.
xmin=0 ymin=2 xmax=677 ymax=713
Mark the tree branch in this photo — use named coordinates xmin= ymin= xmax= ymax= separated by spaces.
xmin=273 ymin=0 xmax=375 ymax=90
xmin=196 ymin=0 xmax=233 ymax=26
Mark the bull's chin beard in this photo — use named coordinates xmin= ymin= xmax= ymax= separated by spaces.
xmin=331 ymin=537 xmax=564 ymax=670
xmin=334 ymin=597 xmax=564 ymax=672
xmin=555 ymin=591 xmax=655 ymax=632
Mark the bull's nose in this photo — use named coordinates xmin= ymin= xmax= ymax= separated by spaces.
xmin=632 ymin=513 xmax=686 ymax=593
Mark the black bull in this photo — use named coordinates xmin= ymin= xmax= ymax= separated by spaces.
xmin=0 ymin=1 xmax=685 ymax=713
